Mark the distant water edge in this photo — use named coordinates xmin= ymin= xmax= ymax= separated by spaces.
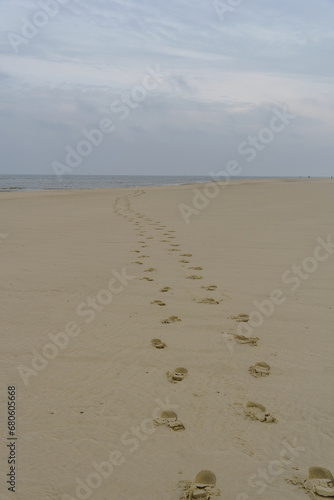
xmin=0 ymin=174 xmax=303 ymax=192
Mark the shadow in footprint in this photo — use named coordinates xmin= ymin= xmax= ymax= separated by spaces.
xmin=151 ymin=338 xmax=167 ymax=349
xmin=249 ymin=362 xmax=270 ymax=377
xmin=245 ymin=402 xmax=277 ymax=423
xmin=233 ymin=334 xmax=258 ymax=346
xmin=151 ymin=300 xmax=166 ymax=306
xmin=194 ymin=298 xmax=219 ymax=304
xmin=167 ymin=367 xmax=188 ymax=383
xmin=161 ymin=316 xmax=181 ymax=324
xmin=304 ymin=467 xmax=334 ymax=497
xmin=179 ymin=471 xmax=219 ymax=500
xmin=201 ymin=285 xmax=217 ymax=291
xmin=154 ymin=410 xmax=185 ymax=431
xmin=230 ymin=314 xmax=249 ymax=322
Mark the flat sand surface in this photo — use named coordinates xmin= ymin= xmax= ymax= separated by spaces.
xmin=1 ymin=179 xmax=334 ymax=500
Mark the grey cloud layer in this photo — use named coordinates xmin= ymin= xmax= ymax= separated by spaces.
xmin=0 ymin=0 xmax=333 ymax=175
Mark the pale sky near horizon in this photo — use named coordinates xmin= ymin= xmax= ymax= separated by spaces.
xmin=0 ymin=0 xmax=333 ymax=177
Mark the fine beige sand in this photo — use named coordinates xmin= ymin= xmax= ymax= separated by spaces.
xmin=1 ymin=179 xmax=334 ymax=500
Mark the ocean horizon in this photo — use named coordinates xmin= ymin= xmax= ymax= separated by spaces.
xmin=0 ymin=174 xmax=312 ymax=192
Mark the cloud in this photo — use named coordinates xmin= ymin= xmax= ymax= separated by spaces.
xmin=0 ymin=0 xmax=333 ymax=175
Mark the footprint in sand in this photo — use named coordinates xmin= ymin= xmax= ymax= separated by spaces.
xmin=161 ymin=315 xmax=181 ymax=324
xmin=167 ymin=367 xmax=188 ymax=383
xmin=249 ymin=362 xmax=270 ymax=377
xmin=140 ymin=277 xmax=154 ymax=281
xmin=179 ymin=471 xmax=219 ymax=500
xmin=186 ymin=275 xmax=203 ymax=280
xmin=160 ymin=240 xmax=169 ymax=243
xmin=138 ymin=241 xmax=145 ymax=244
xmin=133 ymin=261 xmax=143 ymax=265
xmin=160 ymin=287 xmax=171 ymax=293
xmin=181 ymin=254 xmax=192 ymax=257
xmin=170 ymin=244 xmax=180 ymax=247
xmin=169 ymin=248 xmax=180 ymax=252
xmin=232 ymin=334 xmax=258 ymax=346
xmin=154 ymin=410 xmax=185 ymax=431
xmin=144 ymin=268 xmax=156 ymax=272
xmin=201 ymin=285 xmax=217 ymax=291
xmin=231 ymin=314 xmax=249 ymax=322
xmin=245 ymin=402 xmax=277 ymax=423
xmin=188 ymin=266 xmax=203 ymax=270
xmin=194 ymin=298 xmax=219 ymax=304
xmin=139 ymin=255 xmax=149 ymax=258
xmin=151 ymin=300 xmax=166 ymax=306
xmin=151 ymin=338 xmax=167 ymax=349
xmin=304 ymin=467 xmax=334 ymax=497
xmin=180 ymin=259 xmax=190 ymax=264
xmin=131 ymin=250 xmax=141 ymax=253
xmin=146 ymin=237 xmax=153 ymax=240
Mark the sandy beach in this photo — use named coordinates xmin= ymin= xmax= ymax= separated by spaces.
xmin=1 ymin=178 xmax=334 ymax=500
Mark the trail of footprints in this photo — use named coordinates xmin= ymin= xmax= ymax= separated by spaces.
xmin=113 ymin=192 xmax=321 ymax=499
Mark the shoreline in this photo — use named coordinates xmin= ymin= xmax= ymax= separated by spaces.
xmin=0 ymin=176 xmax=332 ymax=198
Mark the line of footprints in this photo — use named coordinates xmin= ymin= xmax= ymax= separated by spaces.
xmin=113 ymin=192 xmax=333 ymax=499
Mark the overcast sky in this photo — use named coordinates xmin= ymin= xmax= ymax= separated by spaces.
xmin=0 ymin=0 xmax=333 ymax=176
